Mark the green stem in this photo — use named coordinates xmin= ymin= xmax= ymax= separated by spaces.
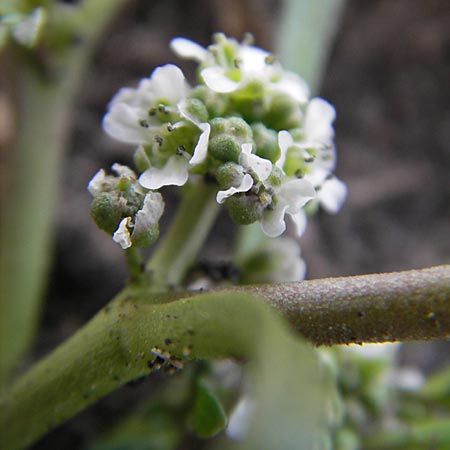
xmin=0 ymin=0 xmax=128 ymax=385
xmin=146 ymin=180 xmax=220 ymax=292
xmin=0 ymin=290 xmax=281 ymax=450
xmin=241 ymin=265 xmax=450 ymax=345
xmin=0 ymin=266 xmax=448 ymax=449
xmin=277 ymin=0 xmax=347 ymax=93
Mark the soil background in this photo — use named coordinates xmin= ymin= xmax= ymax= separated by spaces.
xmin=17 ymin=0 xmax=450 ymax=448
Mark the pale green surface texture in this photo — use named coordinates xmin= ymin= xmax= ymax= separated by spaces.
xmin=277 ymin=0 xmax=347 ymax=92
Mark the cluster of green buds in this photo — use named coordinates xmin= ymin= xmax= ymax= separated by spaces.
xmin=88 ymin=33 xmax=346 ymax=254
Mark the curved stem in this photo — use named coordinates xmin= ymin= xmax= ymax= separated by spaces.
xmin=146 ymin=180 xmax=220 ymax=292
xmin=0 ymin=265 xmax=447 ymax=449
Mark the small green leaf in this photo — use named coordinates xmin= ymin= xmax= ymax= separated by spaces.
xmin=192 ymin=379 xmax=227 ymax=438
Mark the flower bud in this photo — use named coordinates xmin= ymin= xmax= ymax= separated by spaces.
xmin=263 ymin=93 xmax=301 ymax=130
xmin=180 ymin=98 xmax=209 ymax=123
xmin=209 ymin=135 xmax=241 ymax=163
xmin=90 ymin=192 xmax=124 ymax=234
xmin=190 ymin=85 xmax=228 ymax=117
xmin=225 ymin=192 xmax=263 ymax=225
xmin=252 ymin=123 xmax=279 ymax=162
xmin=215 ymin=162 xmax=245 ymax=188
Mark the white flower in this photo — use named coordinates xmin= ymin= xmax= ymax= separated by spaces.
xmin=171 ymin=35 xmax=309 ymax=102
xmin=103 ymin=64 xmax=189 ymax=145
xmin=87 ymin=169 xmax=107 ymax=197
xmin=260 ymin=177 xmax=315 ymax=238
xmin=216 ymin=143 xmax=272 ymax=203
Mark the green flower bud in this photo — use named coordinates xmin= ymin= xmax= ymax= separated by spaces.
xmin=190 ymin=85 xmax=228 ymax=117
xmin=181 ymin=98 xmax=209 ymax=122
xmin=90 ymin=192 xmax=124 ymax=234
xmin=210 ymin=117 xmax=253 ymax=143
xmin=263 ymin=93 xmax=301 ymax=130
xmin=225 ymin=192 xmax=263 ymax=225
xmin=215 ymin=161 xmax=245 ymax=188
xmin=252 ymin=123 xmax=279 ymax=162
xmin=209 ymin=135 xmax=241 ymax=163
xmin=131 ymin=223 xmax=160 ymax=247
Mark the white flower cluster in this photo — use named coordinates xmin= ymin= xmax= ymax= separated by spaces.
xmin=89 ymin=33 xmax=346 ymax=250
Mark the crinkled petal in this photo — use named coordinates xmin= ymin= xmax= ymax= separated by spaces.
xmin=216 ymin=173 xmax=253 ymax=204
xmin=139 ymin=155 xmax=190 ymax=190
xmin=87 ymin=169 xmax=106 ymax=196
xmin=275 ymin=71 xmax=310 ymax=103
xmin=170 ymin=37 xmax=208 ymax=62
xmin=240 ymin=143 xmax=272 ymax=181
xmin=103 ymin=103 xmax=150 ymax=144
xmin=133 ymin=192 xmax=164 ymax=235
xmin=288 ymin=210 xmax=308 ymax=237
xmin=304 ymin=98 xmax=336 ymax=144
xmin=201 ymin=66 xmax=240 ymax=93
xmin=111 ymin=163 xmax=136 ymax=179
xmin=318 ymin=177 xmax=347 ymax=214
xmin=260 ymin=202 xmax=289 ymax=237
xmin=190 ymin=122 xmax=210 ymax=165
xmin=113 ymin=217 xmax=132 ymax=249
xmin=278 ymin=178 xmax=316 ymax=214
xmin=150 ymin=64 xmax=188 ymax=104
xmin=276 ymin=130 xmax=293 ymax=169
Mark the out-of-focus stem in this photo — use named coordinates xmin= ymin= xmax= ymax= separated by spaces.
xmin=277 ymin=0 xmax=347 ymax=93
xmin=146 ymin=180 xmax=220 ymax=293
xmin=0 ymin=0 xmax=128 ymax=386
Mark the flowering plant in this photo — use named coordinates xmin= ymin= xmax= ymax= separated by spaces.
xmin=0 ymin=3 xmax=448 ymax=450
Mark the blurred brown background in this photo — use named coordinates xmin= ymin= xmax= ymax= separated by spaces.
xmin=27 ymin=0 xmax=450 ymax=447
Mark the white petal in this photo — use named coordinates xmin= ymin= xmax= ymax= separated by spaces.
xmin=103 ymin=103 xmax=150 ymax=144
xmin=318 ymin=177 xmax=347 ymax=214
xmin=113 ymin=217 xmax=132 ymax=249
xmin=275 ymin=71 xmax=310 ymax=103
xmin=216 ymin=173 xmax=253 ymax=204
xmin=139 ymin=155 xmax=190 ymax=190
xmin=240 ymin=143 xmax=272 ymax=182
xmin=260 ymin=202 xmax=290 ymax=237
xmin=278 ymin=178 xmax=316 ymax=214
xmin=190 ymin=122 xmax=210 ymax=165
xmin=201 ymin=66 xmax=240 ymax=93
xmin=87 ymin=169 xmax=106 ymax=196
xmin=289 ymin=210 xmax=308 ymax=237
xmin=133 ymin=192 xmax=164 ymax=234
xmin=170 ymin=37 xmax=208 ymax=62
xmin=276 ymin=130 xmax=293 ymax=169
xmin=111 ymin=163 xmax=136 ymax=179
xmin=238 ymin=46 xmax=269 ymax=74
xmin=304 ymin=98 xmax=336 ymax=144
xmin=150 ymin=64 xmax=188 ymax=104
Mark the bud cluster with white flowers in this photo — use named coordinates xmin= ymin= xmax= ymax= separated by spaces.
xmin=88 ymin=33 xmax=346 ymax=254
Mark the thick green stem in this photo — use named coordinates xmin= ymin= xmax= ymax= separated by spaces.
xmin=241 ymin=265 xmax=450 ymax=345
xmin=0 ymin=0 xmax=127 ymax=385
xmin=146 ymin=180 xmax=220 ymax=292
xmin=0 ymin=290 xmax=286 ymax=450
xmin=0 ymin=266 xmax=448 ymax=449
